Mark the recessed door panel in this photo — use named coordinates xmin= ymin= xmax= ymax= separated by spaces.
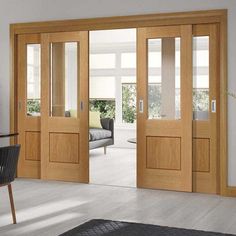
xmin=25 ymin=131 xmax=41 ymax=161
xmin=49 ymin=133 xmax=79 ymax=164
xmin=41 ymin=31 xmax=89 ymax=182
xmin=137 ymin=25 xmax=193 ymax=192
xmin=146 ymin=136 xmax=181 ymax=170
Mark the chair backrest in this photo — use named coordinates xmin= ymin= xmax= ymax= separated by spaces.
xmin=0 ymin=145 xmax=20 ymax=185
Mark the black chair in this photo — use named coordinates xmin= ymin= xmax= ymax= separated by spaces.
xmin=0 ymin=145 xmax=20 ymax=224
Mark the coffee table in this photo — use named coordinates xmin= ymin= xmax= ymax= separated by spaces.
xmin=127 ymin=138 xmax=136 ymax=144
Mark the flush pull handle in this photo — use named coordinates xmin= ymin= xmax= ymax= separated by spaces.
xmin=18 ymin=101 xmax=22 ymax=111
xmin=211 ymin=99 xmax=216 ymax=113
xmin=80 ymin=101 xmax=84 ymax=111
xmin=139 ymin=99 xmax=144 ymax=113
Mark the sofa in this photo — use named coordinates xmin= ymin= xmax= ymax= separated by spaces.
xmin=89 ymin=118 xmax=114 ymax=154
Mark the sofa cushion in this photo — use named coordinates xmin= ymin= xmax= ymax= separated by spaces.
xmin=89 ymin=128 xmax=112 ymax=141
xmin=89 ymin=111 xmax=102 ymax=128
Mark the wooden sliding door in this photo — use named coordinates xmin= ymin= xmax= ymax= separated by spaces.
xmin=16 ymin=22 xmax=219 ymax=191
xmin=137 ymin=25 xmax=193 ymax=191
xmin=41 ymin=31 xmax=89 ymax=182
xmin=17 ymin=34 xmax=41 ymax=178
xmin=192 ymin=24 xmax=219 ymax=194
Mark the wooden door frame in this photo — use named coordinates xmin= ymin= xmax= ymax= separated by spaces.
xmin=10 ymin=9 xmax=230 ymax=196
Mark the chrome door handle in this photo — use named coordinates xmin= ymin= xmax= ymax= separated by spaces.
xmin=139 ymin=99 xmax=143 ymax=113
xmin=211 ymin=99 xmax=216 ymax=113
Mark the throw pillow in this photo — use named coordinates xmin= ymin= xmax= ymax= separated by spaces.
xmin=89 ymin=111 xmax=102 ymax=128
xmin=69 ymin=109 xmax=77 ymax=118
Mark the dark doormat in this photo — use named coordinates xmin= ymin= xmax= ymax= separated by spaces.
xmin=60 ymin=219 xmax=235 ymax=236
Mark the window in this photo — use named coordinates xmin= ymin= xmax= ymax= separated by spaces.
xmin=90 ymin=76 xmax=116 ymax=99
xmin=90 ymin=54 xmax=116 ymax=69
xmin=89 ymin=29 xmax=137 ymax=125
xmin=121 ymin=53 xmax=136 ymax=68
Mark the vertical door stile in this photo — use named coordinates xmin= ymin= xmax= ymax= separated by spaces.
xmin=180 ymin=25 xmax=193 ymax=191
xmin=137 ymin=28 xmax=147 ymax=187
xmin=41 ymin=33 xmax=50 ymax=179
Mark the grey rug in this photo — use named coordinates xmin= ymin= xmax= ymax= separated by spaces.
xmin=60 ymin=219 xmax=235 ymax=236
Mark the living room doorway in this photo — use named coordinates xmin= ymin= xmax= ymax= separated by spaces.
xmin=89 ymin=29 xmax=137 ymax=188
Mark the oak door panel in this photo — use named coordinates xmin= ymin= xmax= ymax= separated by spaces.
xmin=146 ymin=136 xmax=181 ymax=170
xmin=137 ymin=25 xmax=193 ymax=192
xmin=17 ymin=34 xmax=41 ymax=179
xmin=25 ymin=131 xmax=41 ymax=161
xmin=49 ymin=133 xmax=79 ymax=164
xmin=192 ymin=24 xmax=219 ymax=194
xmin=193 ymin=138 xmax=210 ymax=172
xmin=41 ymin=31 xmax=89 ymax=182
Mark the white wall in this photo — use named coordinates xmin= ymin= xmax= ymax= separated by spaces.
xmin=0 ymin=0 xmax=236 ymax=185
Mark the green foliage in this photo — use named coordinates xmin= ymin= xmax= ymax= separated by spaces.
xmin=89 ymin=87 xmax=210 ymax=124
xmin=148 ymin=84 xmax=162 ymax=119
xmin=122 ymin=84 xmax=136 ymax=123
xmin=27 ymin=99 xmax=40 ymax=115
xmin=90 ymin=100 xmax=115 ymax=119
xmin=227 ymin=91 xmax=236 ymax=99
xmin=193 ymin=89 xmax=209 ymax=111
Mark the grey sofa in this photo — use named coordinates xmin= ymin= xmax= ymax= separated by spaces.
xmin=89 ymin=118 xmax=114 ymax=154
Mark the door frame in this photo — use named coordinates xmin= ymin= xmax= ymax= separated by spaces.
xmin=10 ymin=9 xmax=229 ymax=196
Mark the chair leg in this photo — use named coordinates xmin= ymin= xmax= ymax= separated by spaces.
xmin=104 ymin=146 xmax=107 ymax=155
xmin=8 ymin=184 xmax=16 ymax=224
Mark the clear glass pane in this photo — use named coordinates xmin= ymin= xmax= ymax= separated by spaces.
xmin=50 ymin=42 xmax=78 ymax=118
xmin=27 ymin=44 xmax=41 ymax=116
xmin=90 ymin=53 xmax=115 ymax=69
xmin=193 ymin=36 xmax=209 ymax=120
xmin=148 ymin=38 xmax=181 ymax=120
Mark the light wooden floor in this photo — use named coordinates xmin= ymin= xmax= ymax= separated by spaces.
xmin=90 ymin=147 xmax=136 ymax=187
xmin=1 ymin=179 xmax=236 ymax=235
